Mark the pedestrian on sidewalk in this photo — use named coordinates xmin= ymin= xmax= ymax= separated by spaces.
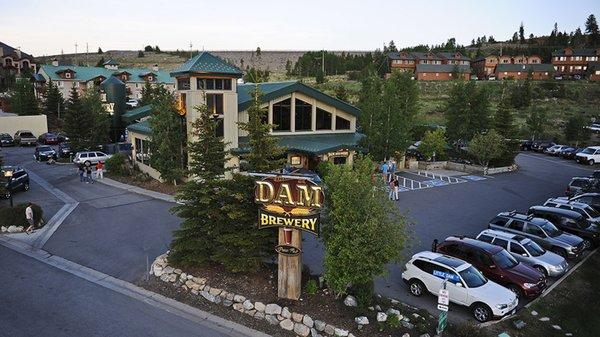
xmin=392 ymin=176 xmax=399 ymax=201
xmin=86 ymin=166 xmax=94 ymax=184
xmin=381 ymin=161 xmax=389 ymax=183
xmin=25 ymin=202 xmax=35 ymax=234
xmin=388 ymin=175 xmax=396 ymax=200
xmin=78 ymin=165 xmax=85 ymax=182
xmin=95 ymin=161 xmax=104 ymax=179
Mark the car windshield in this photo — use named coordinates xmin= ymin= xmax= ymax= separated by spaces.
xmin=582 ymin=148 xmax=596 ymax=154
xmin=521 ymin=239 xmax=545 ymax=256
xmin=458 ymin=266 xmax=487 ymax=288
xmin=39 ymin=146 xmax=52 ymax=151
xmin=492 ymin=250 xmax=519 ymax=269
xmin=583 ymin=206 xmax=600 ymax=218
xmin=539 ymin=221 xmax=562 ymax=237
xmin=21 ymin=132 xmax=34 ymax=137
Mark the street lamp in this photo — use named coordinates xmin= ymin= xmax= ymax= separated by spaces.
xmin=4 ymin=170 xmax=13 ymax=207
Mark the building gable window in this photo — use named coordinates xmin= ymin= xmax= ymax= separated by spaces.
xmin=197 ymin=78 xmax=232 ymax=91
xmin=177 ymin=78 xmax=190 ymax=90
xmin=206 ymin=93 xmax=224 ymax=116
xmin=272 ymin=98 xmax=291 ymax=131
xmin=294 ymin=98 xmax=312 ymax=131
xmin=336 ymin=116 xmax=351 ymax=130
xmin=316 ymin=107 xmax=332 ymax=130
xmin=65 ymin=72 xmax=71 ymax=79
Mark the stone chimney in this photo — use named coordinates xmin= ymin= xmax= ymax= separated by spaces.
xmin=152 ymin=64 xmax=159 ymax=72
xmin=52 ymin=58 xmax=59 ymax=66
xmin=15 ymin=48 xmax=22 ymax=59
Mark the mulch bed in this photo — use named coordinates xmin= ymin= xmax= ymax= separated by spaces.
xmin=106 ymin=173 xmax=178 ymax=195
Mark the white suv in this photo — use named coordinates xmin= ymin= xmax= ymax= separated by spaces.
xmin=73 ymin=151 xmax=111 ymax=166
xmin=576 ymin=146 xmax=600 ymax=165
xmin=402 ymin=251 xmax=518 ymax=322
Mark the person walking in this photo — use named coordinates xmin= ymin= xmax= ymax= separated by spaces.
xmin=389 ymin=160 xmax=397 ymax=183
xmin=25 ymin=202 xmax=35 ymax=234
xmin=381 ymin=161 xmax=389 ymax=183
xmin=86 ymin=166 xmax=94 ymax=184
xmin=388 ymin=176 xmax=396 ymax=200
xmin=95 ymin=161 xmax=104 ymax=179
xmin=393 ymin=176 xmax=399 ymax=201
xmin=78 ymin=165 xmax=85 ymax=182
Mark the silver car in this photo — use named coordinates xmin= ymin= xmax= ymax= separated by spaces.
xmin=476 ymin=229 xmax=568 ymax=277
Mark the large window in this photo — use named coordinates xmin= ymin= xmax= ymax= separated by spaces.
xmin=272 ymin=98 xmax=291 ymax=131
xmin=134 ymin=137 xmax=151 ymax=166
xmin=177 ymin=78 xmax=190 ymax=90
xmin=336 ymin=116 xmax=351 ymax=130
xmin=295 ymin=98 xmax=312 ymax=131
xmin=197 ymin=78 xmax=232 ymax=91
xmin=316 ymin=107 xmax=332 ymax=130
xmin=207 ymin=94 xmax=223 ymax=115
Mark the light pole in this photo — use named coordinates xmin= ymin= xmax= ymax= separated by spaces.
xmin=4 ymin=170 xmax=13 ymax=207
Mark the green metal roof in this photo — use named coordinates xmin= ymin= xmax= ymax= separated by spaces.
xmin=235 ymin=133 xmax=364 ymax=155
xmin=39 ymin=64 xmax=174 ymax=84
xmin=170 ymin=52 xmax=243 ymax=77
xmin=122 ymin=105 xmax=152 ymax=123
xmin=416 ymin=64 xmax=471 ymax=73
xmin=495 ymin=63 xmax=555 ymax=72
xmin=237 ymin=81 xmax=361 ymax=117
xmin=103 ymin=59 xmax=119 ymax=65
xmin=126 ymin=120 xmax=152 ymax=135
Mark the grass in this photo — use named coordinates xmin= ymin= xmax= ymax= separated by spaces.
xmin=491 ymin=250 xmax=600 ymax=337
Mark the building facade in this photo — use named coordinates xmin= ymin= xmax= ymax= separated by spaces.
xmin=415 ymin=64 xmax=471 ymax=80
xmin=551 ymin=48 xmax=600 ymax=78
xmin=1 ymin=41 xmax=37 ymax=89
xmin=472 ymin=55 xmax=543 ymax=79
xmin=388 ymin=51 xmax=471 ymax=79
xmin=495 ymin=63 xmax=554 ymax=80
xmin=127 ymin=52 xmax=362 ymax=181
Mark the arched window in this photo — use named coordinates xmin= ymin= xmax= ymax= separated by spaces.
xmin=272 ymin=98 xmax=291 ymax=131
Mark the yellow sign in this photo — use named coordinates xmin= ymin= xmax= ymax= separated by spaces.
xmin=176 ymin=93 xmax=186 ymax=116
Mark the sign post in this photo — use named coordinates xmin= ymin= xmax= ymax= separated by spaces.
xmin=437 ymin=278 xmax=449 ymax=335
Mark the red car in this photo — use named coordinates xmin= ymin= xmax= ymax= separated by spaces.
xmin=437 ymin=236 xmax=546 ymax=298
xmin=38 ymin=132 xmax=59 ymax=145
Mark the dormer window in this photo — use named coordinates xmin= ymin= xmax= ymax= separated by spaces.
xmin=147 ymin=75 xmax=153 ymax=82
xmin=65 ymin=72 xmax=72 ymax=79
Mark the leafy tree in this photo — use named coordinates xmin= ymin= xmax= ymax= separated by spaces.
xmin=526 ymin=107 xmax=548 ymax=140
xmin=148 ymin=88 xmax=186 ymax=184
xmin=10 ymin=79 xmax=40 ymax=116
xmin=358 ymin=75 xmax=383 ymax=158
xmin=419 ymin=129 xmax=447 ymax=161
xmin=43 ymin=80 xmax=64 ymax=130
xmin=585 ymin=14 xmax=600 ymax=46
xmin=445 ymin=81 xmax=491 ymax=143
xmin=335 ymin=84 xmax=348 ymax=102
xmin=243 ymin=67 xmax=269 ymax=83
xmin=154 ymin=45 xmax=161 ymax=52
xmin=519 ymin=23 xmax=525 ymax=44
xmin=144 ymin=45 xmax=154 ymax=52
xmin=493 ymin=85 xmax=516 ymax=138
xmin=138 ymin=50 xmax=145 ymax=58
xmin=564 ymin=114 xmax=590 ymax=146
xmin=285 ymin=59 xmax=293 ymax=77
xmin=237 ymin=85 xmax=286 ymax=172
xmin=97 ymin=47 xmax=103 ymax=54
xmin=321 ymin=156 xmax=406 ymax=296
xmin=96 ymin=57 xmax=105 ymax=67
xmin=468 ymin=130 xmax=505 ymax=171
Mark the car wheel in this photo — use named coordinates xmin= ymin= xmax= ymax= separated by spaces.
xmin=4 ymin=191 xmax=10 ymax=199
xmin=408 ymin=279 xmax=425 ymax=297
xmin=534 ymin=266 xmax=548 ymax=277
xmin=472 ymin=303 xmax=492 ymax=323
xmin=508 ymin=284 xmax=522 ymax=299
xmin=582 ymin=239 xmax=592 ymax=250
xmin=553 ymin=248 xmax=567 ymax=259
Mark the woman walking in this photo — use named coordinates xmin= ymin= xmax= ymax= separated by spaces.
xmin=86 ymin=166 xmax=94 ymax=184
xmin=95 ymin=161 xmax=104 ymax=179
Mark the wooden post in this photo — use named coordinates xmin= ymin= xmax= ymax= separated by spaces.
xmin=277 ymin=228 xmax=302 ymax=300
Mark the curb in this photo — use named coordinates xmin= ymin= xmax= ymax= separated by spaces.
xmin=96 ymin=177 xmax=176 ymax=203
xmin=0 ymin=236 xmax=271 ymax=337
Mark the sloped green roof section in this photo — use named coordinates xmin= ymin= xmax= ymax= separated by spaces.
xmin=126 ymin=120 xmax=152 ymax=136
xmin=103 ymin=59 xmax=119 ymax=65
xmin=39 ymin=64 xmax=174 ymax=84
xmin=170 ymin=52 xmax=243 ymax=77
xmin=122 ymin=105 xmax=152 ymax=124
xmin=237 ymin=81 xmax=361 ymax=117
xmin=235 ymin=132 xmax=364 ymax=155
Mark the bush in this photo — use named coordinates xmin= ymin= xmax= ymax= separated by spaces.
xmin=420 ymin=129 xmax=448 ymax=161
xmin=0 ymin=203 xmax=43 ymax=227
xmin=352 ymin=280 xmax=374 ymax=308
xmin=105 ymin=152 xmax=128 ymax=176
xmin=446 ymin=322 xmax=493 ymax=337
xmin=305 ymin=279 xmax=318 ymax=295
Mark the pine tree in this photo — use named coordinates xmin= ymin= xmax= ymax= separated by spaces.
xmin=96 ymin=57 xmax=105 ymax=67
xmin=493 ymin=84 xmax=516 ymax=139
xmin=586 ymin=14 xmax=600 ymax=46
xmin=139 ymin=80 xmax=155 ymax=106
xmin=519 ymin=22 xmax=525 ymax=44
xmin=10 ymin=79 xmax=40 ymax=116
xmin=64 ymin=86 xmax=92 ymax=151
xmin=564 ymin=114 xmax=591 ymax=146
xmin=43 ymin=81 xmax=64 ymax=130
xmin=237 ymin=85 xmax=285 ymax=173
xmin=335 ymin=84 xmax=348 ymax=102
xmin=445 ymin=81 xmax=490 ymax=142
xmin=358 ymin=75 xmax=384 ymax=159
xmin=81 ymin=88 xmax=110 ymax=151
xmin=97 ymin=47 xmax=103 ymax=54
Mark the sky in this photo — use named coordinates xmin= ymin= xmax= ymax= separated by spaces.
xmin=2 ymin=0 xmax=599 ymax=56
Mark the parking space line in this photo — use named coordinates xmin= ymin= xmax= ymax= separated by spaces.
xmin=519 ymin=153 xmax=596 ymax=172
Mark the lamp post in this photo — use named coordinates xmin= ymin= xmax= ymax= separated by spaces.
xmin=4 ymin=170 xmax=13 ymax=207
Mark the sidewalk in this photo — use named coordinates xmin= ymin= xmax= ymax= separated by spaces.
xmin=96 ymin=177 xmax=176 ymax=203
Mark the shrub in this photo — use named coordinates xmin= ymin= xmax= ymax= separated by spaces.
xmin=0 ymin=203 xmax=43 ymax=227
xmin=305 ymin=279 xmax=318 ymax=295
xmin=105 ymin=152 xmax=127 ymax=176
xmin=352 ymin=280 xmax=374 ymax=308
xmin=420 ymin=129 xmax=448 ymax=161
xmin=386 ymin=313 xmax=401 ymax=329
xmin=446 ymin=322 xmax=493 ymax=337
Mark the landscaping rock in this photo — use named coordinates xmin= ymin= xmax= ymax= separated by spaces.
xmin=192 ymin=277 xmax=206 ymax=284
xmin=334 ymin=328 xmax=349 ymax=336
xmin=530 ymin=310 xmax=538 ymax=316
xmin=153 ymin=265 xmax=164 ymax=277
xmin=265 ymin=303 xmax=282 ymax=315
xmin=282 ymin=307 xmax=292 ymax=319
xmin=401 ymin=321 xmax=414 ymax=330
xmin=343 ymin=295 xmax=357 ymax=307
xmin=402 ymin=334 xmax=410 ymax=337
xmin=254 ymin=302 xmax=266 ymax=312
xmin=208 ymin=287 xmax=222 ymax=296
xmin=294 ymin=323 xmax=311 ymax=337
xmin=180 ymin=272 xmax=187 ymax=279
xmin=225 ymin=292 xmax=234 ymax=301
xmin=387 ymin=308 xmax=401 ymax=317
xmin=303 ymin=315 xmax=314 ymax=328
xmin=222 ymin=299 xmax=232 ymax=307
xmin=374 ymin=305 xmax=382 ymax=311
xmin=234 ymin=295 xmax=246 ymax=303
xmin=390 ymin=299 xmax=400 ymax=305
xmin=174 ymin=268 xmax=182 ymax=275
xmin=377 ymin=312 xmax=388 ymax=322
xmin=314 ymin=320 xmax=326 ymax=331
xmin=201 ymin=290 xmax=216 ymax=303
xmin=265 ymin=314 xmax=279 ymax=325
xmin=565 ymin=333 xmax=573 ymax=336
xmin=324 ymin=324 xmax=335 ymax=335
xmin=539 ymin=317 xmax=550 ymax=322
xmin=552 ymin=325 xmax=562 ymax=330
xmin=163 ymin=266 xmax=174 ymax=274
xmin=419 ymin=334 xmax=430 ymax=337
xmin=7 ymin=226 xmax=22 ymax=233
xmin=233 ymin=303 xmax=244 ymax=312
xmin=311 ymin=328 xmax=322 ymax=337
xmin=245 ymin=309 xmax=256 ymax=316
xmin=513 ymin=320 xmax=526 ymax=330
xmin=292 ymin=312 xmax=304 ymax=322
xmin=1 ymin=226 xmax=7 ymax=232
xmin=243 ymin=300 xmax=254 ymax=310
xmin=354 ymin=316 xmax=369 ymax=325
xmin=254 ymin=311 xmax=265 ymax=320
xmin=280 ymin=319 xmax=294 ymax=331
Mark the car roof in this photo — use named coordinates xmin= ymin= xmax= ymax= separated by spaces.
xmin=498 ymin=210 xmax=531 ymax=220
xmin=529 ymin=205 xmax=583 ymax=219
xmin=444 ymin=236 xmax=503 ymax=254
xmin=586 ymin=146 xmax=600 ymax=150
xmin=575 ymin=192 xmax=600 ymax=198
xmin=479 ymin=229 xmax=529 ymax=243
xmin=412 ymin=251 xmax=470 ymax=271
xmin=546 ymin=197 xmax=589 ymax=208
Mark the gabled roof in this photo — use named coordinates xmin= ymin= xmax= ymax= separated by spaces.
xmin=437 ymin=52 xmax=471 ymax=61
xmin=39 ymin=64 xmax=174 ymax=84
xmin=235 ymin=133 xmax=365 ymax=155
xmin=237 ymin=81 xmax=361 ymax=117
xmin=126 ymin=120 xmax=152 ymax=135
xmin=496 ymin=63 xmax=554 ymax=72
xmin=552 ymin=48 xmax=599 ymax=57
xmin=412 ymin=52 xmax=445 ymax=60
xmin=170 ymin=52 xmax=243 ymax=77
xmin=416 ymin=64 xmax=470 ymax=73
xmin=32 ymin=73 xmax=46 ymax=82
xmin=122 ymin=105 xmax=152 ymax=123
xmin=103 ymin=59 xmax=119 ymax=66
xmin=388 ymin=52 xmax=416 ymax=60
xmin=0 ymin=41 xmax=34 ymax=60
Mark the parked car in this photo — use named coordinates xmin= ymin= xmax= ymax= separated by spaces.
xmin=561 ymin=147 xmax=583 ymax=160
xmin=56 ymin=132 xmax=69 ymax=143
xmin=402 ymin=251 xmax=518 ymax=322
xmin=38 ymin=132 xmax=59 ymax=145
xmin=34 ymin=145 xmax=57 ymax=161
xmin=520 ymin=140 xmax=533 ymax=151
xmin=531 ymin=140 xmax=555 ymax=152
xmin=576 ymin=146 xmax=600 ymax=165
xmin=476 ymin=229 xmax=568 ymax=277
xmin=436 ymin=236 xmax=546 ymax=299
xmin=543 ymin=197 xmax=600 ymax=222
xmin=126 ymin=98 xmax=139 ymax=109
xmin=0 ymin=133 xmax=14 ymax=147
xmin=73 ymin=151 xmax=111 ymax=166
xmin=544 ymin=144 xmax=569 ymax=156
xmin=565 ymin=177 xmax=595 ymax=197
xmin=1 ymin=166 xmax=30 ymax=199
xmin=58 ymin=142 xmax=72 ymax=158
xmin=528 ymin=206 xmax=600 ymax=249
xmin=587 ymin=123 xmax=600 ymax=133
xmin=564 ymin=192 xmax=600 ymax=212
xmin=489 ymin=211 xmax=585 ymax=259
xmin=13 ymin=130 xmax=37 ymax=146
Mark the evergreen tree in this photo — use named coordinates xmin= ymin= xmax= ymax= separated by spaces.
xmin=526 ymin=107 xmax=547 ymax=140
xmin=243 ymin=67 xmax=270 ymax=83
xmin=10 ymin=79 xmax=40 ymax=116
xmin=43 ymin=81 xmax=64 ymax=130
xmin=572 ymin=27 xmax=585 ymax=46
xmin=144 ymin=45 xmax=154 ymax=52
xmin=493 ymin=85 xmax=516 ymax=139
xmin=138 ymin=50 xmax=145 ymax=58
xmin=0 ymin=152 xmax=6 ymax=198
xmin=489 ymin=36 xmax=496 ymax=43
xmin=64 ymin=86 xmax=92 ymax=151
xmin=154 ymin=45 xmax=161 ymax=52
xmin=512 ymin=32 xmax=519 ymax=43
xmin=586 ymin=14 xmax=600 ymax=46
xmin=335 ymin=84 xmax=348 ymax=102
xmin=564 ymin=114 xmax=591 ymax=146
xmin=139 ymin=80 xmax=155 ymax=106
xmin=315 ymin=69 xmax=325 ymax=84
xmin=388 ymin=40 xmax=398 ymax=52
xmin=148 ymin=87 xmax=186 ymax=184
xmin=97 ymin=47 xmax=103 ymax=54
xmin=96 ymin=57 xmax=105 ymax=67
xmin=358 ymin=75 xmax=384 ymax=158
xmin=510 ymin=71 xmax=532 ymax=109
xmin=445 ymin=81 xmax=491 ymax=143
xmin=238 ymin=85 xmax=286 ymax=172
xmin=81 ymin=88 xmax=110 ymax=148
xmin=285 ymin=59 xmax=293 ymax=77
xmin=519 ymin=22 xmax=525 ymax=44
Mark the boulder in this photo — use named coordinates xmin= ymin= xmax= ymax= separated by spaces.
xmin=303 ymin=315 xmax=314 ymax=328
xmin=294 ymin=323 xmax=311 ymax=337
xmin=254 ymin=311 xmax=265 ymax=320
xmin=7 ymin=226 xmax=22 ymax=233
xmin=377 ymin=312 xmax=388 ymax=322
xmin=311 ymin=328 xmax=321 ymax=337
xmin=265 ymin=303 xmax=282 ymax=315
xmin=245 ymin=309 xmax=256 ymax=316
xmin=334 ymin=328 xmax=349 ymax=336
xmin=200 ymin=290 xmax=216 ymax=302
xmin=222 ymin=299 xmax=232 ymax=307
xmin=225 ymin=292 xmax=235 ymax=301
xmin=402 ymin=334 xmax=410 ymax=337
xmin=254 ymin=301 xmax=266 ymax=312
xmin=243 ymin=300 xmax=254 ymax=310
xmin=168 ymin=274 xmax=177 ymax=282
xmin=174 ymin=268 xmax=182 ymax=275
xmin=314 ymin=320 xmax=326 ymax=332
xmin=374 ymin=305 xmax=382 ymax=311
xmin=1 ymin=226 xmax=7 ymax=232
xmin=419 ymin=334 xmax=430 ymax=337
xmin=401 ymin=321 xmax=414 ymax=330
xmin=354 ymin=316 xmax=369 ymax=325
xmin=208 ymin=287 xmax=222 ymax=296
xmin=343 ymin=295 xmax=357 ymax=307
xmin=282 ymin=307 xmax=292 ymax=319
xmin=324 ymin=324 xmax=335 ymax=335
xmin=163 ymin=266 xmax=174 ymax=274
xmin=280 ymin=319 xmax=294 ymax=331
xmin=391 ymin=299 xmax=400 ymax=305
xmin=386 ymin=308 xmax=401 ymax=317
xmin=265 ymin=314 xmax=279 ymax=325
xmin=292 ymin=312 xmax=304 ymax=322
xmin=233 ymin=295 xmax=246 ymax=303
xmin=153 ymin=266 xmax=164 ymax=277
xmin=192 ymin=277 xmax=206 ymax=284
xmin=233 ymin=303 xmax=244 ymax=312
xmin=179 ymin=273 xmax=187 ymax=281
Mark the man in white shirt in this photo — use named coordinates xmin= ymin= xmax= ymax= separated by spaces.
xmin=25 ymin=202 xmax=35 ymax=234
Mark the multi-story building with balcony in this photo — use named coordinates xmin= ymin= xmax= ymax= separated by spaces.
xmin=1 ymin=41 xmax=37 ymax=89
xmin=388 ymin=51 xmax=471 ymax=80
xmin=551 ymin=48 xmax=600 ymax=78
xmin=472 ymin=54 xmax=544 ymax=79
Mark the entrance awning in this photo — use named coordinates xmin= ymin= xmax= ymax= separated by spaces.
xmin=234 ymin=132 xmax=364 ymax=156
